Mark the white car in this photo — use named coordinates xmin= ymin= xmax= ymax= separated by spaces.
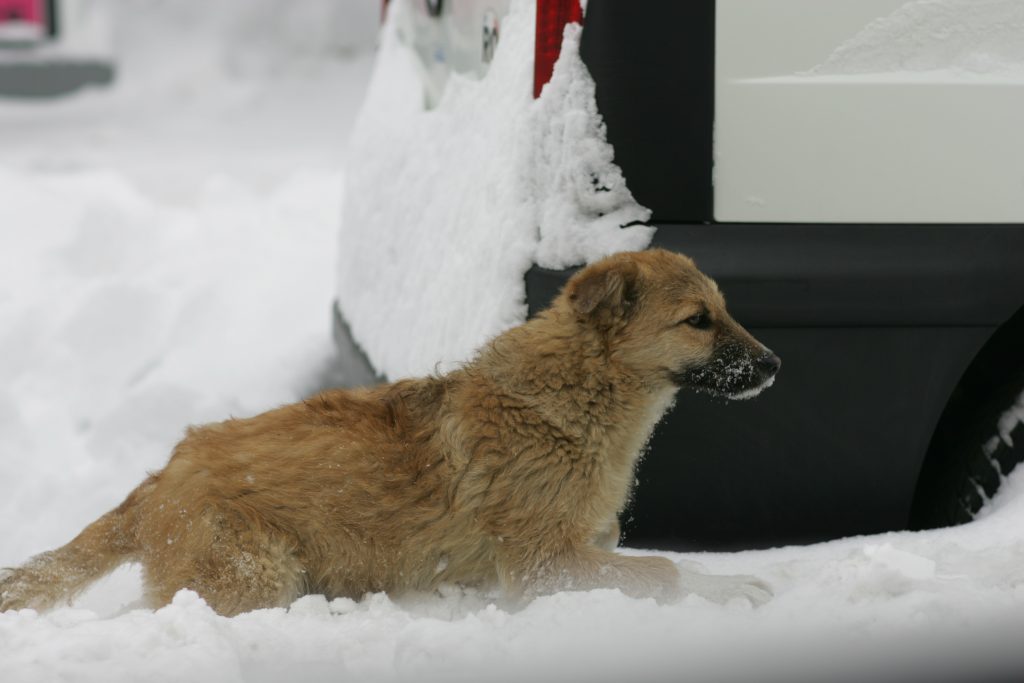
xmin=0 ymin=0 xmax=113 ymax=97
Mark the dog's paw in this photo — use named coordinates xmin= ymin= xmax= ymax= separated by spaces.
xmin=678 ymin=569 xmax=773 ymax=608
xmin=721 ymin=574 xmax=773 ymax=607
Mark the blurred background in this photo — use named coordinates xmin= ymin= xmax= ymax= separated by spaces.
xmin=0 ymin=0 xmax=379 ymax=572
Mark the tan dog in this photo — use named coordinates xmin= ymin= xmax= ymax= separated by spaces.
xmin=0 ymin=249 xmax=779 ymax=616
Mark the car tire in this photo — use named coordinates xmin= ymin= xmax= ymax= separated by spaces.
xmin=425 ymin=0 xmax=442 ymax=18
xmin=910 ymin=358 xmax=1024 ymax=529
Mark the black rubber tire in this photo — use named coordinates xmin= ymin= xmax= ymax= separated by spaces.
xmin=910 ymin=327 xmax=1024 ymax=529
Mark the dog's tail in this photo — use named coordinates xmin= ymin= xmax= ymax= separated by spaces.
xmin=0 ymin=478 xmax=150 ymax=612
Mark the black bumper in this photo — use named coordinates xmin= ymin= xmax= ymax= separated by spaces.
xmin=0 ymin=58 xmax=114 ymax=97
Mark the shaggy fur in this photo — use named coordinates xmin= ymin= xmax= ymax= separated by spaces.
xmin=0 ymin=249 xmax=779 ymax=616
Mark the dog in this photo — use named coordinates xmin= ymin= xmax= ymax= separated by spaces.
xmin=0 ymin=249 xmax=779 ymax=616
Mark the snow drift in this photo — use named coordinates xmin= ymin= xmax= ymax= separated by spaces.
xmin=812 ymin=0 xmax=1024 ymax=76
xmin=335 ymin=0 xmax=651 ymax=381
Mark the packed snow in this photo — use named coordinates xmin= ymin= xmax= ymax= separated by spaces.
xmin=810 ymin=0 xmax=1024 ymax=78
xmin=336 ymin=0 xmax=650 ymax=381
xmin=2 ymin=1 xmax=1024 ymax=682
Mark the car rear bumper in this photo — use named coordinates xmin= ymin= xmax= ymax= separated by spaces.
xmin=0 ymin=58 xmax=113 ymax=97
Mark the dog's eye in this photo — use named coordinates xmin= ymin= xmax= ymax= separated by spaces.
xmin=680 ymin=312 xmax=711 ymax=329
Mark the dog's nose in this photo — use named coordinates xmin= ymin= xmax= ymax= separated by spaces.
xmin=756 ymin=352 xmax=782 ymax=376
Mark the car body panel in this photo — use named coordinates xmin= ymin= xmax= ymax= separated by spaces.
xmin=715 ymin=0 xmax=1024 ymax=223
xmin=397 ymin=0 xmax=511 ymax=107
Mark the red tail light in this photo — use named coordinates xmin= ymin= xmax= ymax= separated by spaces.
xmin=533 ymin=0 xmax=583 ymax=98
xmin=0 ymin=0 xmax=44 ymax=24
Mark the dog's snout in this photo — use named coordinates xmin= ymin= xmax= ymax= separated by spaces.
xmin=756 ymin=352 xmax=782 ymax=376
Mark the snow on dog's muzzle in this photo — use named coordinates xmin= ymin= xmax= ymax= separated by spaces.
xmin=676 ymin=345 xmax=781 ymax=400
xmin=733 ymin=350 xmax=782 ymax=400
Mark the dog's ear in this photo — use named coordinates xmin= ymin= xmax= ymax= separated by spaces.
xmin=566 ymin=258 xmax=640 ymax=327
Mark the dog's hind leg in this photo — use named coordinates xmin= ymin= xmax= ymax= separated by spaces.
xmin=0 ymin=492 xmax=141 ymax=612
xmin=140 ymin=513 xmax=305 ymax=617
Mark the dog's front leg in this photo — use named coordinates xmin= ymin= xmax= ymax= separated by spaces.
xmin=676 ymin=565 xmax=773 ymax=607
xmin=498 ymin=543 xmax=681 ymax=604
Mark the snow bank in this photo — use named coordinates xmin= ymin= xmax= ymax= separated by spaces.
xmin=812 ymin=0 xmax=1024 ymax=76
xmin=0 ymin=0 xmax=374 ymax=576
xmin=336 ymin=0 xmax=651 ymax=380
xmin=4 ymin=482 xmax=1024 ymax=682
xmin=0 ymin=164 xmax=349 ymax=565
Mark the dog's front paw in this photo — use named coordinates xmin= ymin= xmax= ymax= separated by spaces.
xmin=720 ymin=574 xmax=773 ymax=607
xmin=678 ymin=570 xmax=773 ymax=608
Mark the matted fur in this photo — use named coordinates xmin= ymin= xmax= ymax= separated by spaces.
xmin=0 ymin=249 xmax=778 ymax=616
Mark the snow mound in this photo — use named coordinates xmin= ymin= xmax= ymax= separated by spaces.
xmin=531 ymin=23 xmax=652 ymax=267
xmin=335 ymin=0 xmax=651 ymax=381
xmin=0 ymin=164 xmax=348 ymax=565
xmin=812 ymin=0 xmax=1024 ymax=76
xmin=0 ymin=0 xmax=376 ymax=567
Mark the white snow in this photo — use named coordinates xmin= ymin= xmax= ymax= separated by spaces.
xmin=810 ymin=0 xmax=1024 ymax=78
xmin=336 ymin=0 xmax=650 ymax=381
xmin=0 ymin=0 xmax=377 ymax=605
xmin=2 ymin=1 xmax=1024 ymax=682
xmin=728 ymin=375 xmax=776 ymax=401
xmin=974 ymin=388 xmax=1024 ymax=520
xmin=995 ymin=388 xmax=1024 ymax=450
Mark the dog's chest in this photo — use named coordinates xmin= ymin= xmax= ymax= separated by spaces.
xmin=601 ymin=385 xmax=675 ymax=462
xmin=579 ymin=385 xmax=677 ymax=510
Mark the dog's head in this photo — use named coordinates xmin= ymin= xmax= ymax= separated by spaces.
xmin=561 ymin=249 xmax=780 ymax=400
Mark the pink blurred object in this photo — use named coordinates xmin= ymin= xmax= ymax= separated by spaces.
xmin=0 ymin=0 xmax=45 ymax=25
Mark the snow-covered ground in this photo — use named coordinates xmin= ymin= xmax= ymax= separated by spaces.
xmin=2 ymin=2 xmax=1024 ymax=682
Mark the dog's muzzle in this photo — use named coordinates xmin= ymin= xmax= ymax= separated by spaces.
xmin=672 ymin=347 xmax=781 ymax=400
